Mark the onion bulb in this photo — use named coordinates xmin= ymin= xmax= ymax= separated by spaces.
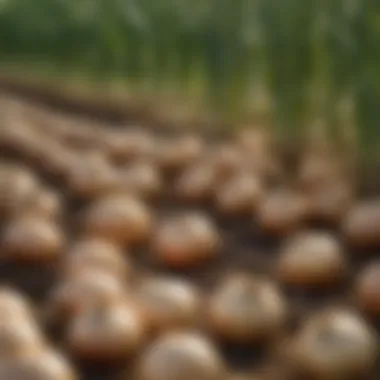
xmin=155 ymin=135 xmax=204 ymax=171
xmin=2 ymin=216 xmax=65 ymax=263
xmin=67 ymin=300 xmax=145 ymax=361
xmin=135 ymin=276 xmax=200 ymax=333
xmin=0 ymin=288 xmax=34 ymax=322
xmin=290 ymin=308 xmax=378 ymax=379
xmin=0 ymin=349 xmax=77 ymax=380
xmin=0 ymin=318 xmax=45 ymax=358
xmin=115 ymin=160 xmax=163 ymax=199
xmin=105 ymin=129 xmax=154 ymax=163
xmin=63 ymin=238 xmax=129 ymax=279
xmin=136 ymin=331 xmax=224 ymax=380
xmin=207 ymin=274 xmax=287 ymax=343
xmin=50 ymin=269 xmax=125 ymax=318
xmin=215 ymin=173 xmax=263 ymax=216
xmin=276 ymin=232 xmax=347 ymax=288
xmin=354 ymin=261 xmax=380 ymax=317
xmin=257 ymin=190 xmax=308 ymax=236
xmin=342 ymin=201 xmax=380 ymax=249
xmin=82 ymin=194 xmax=152 ymax=245
xmin=175 ymin=164 xmax=218 ymax=203
xmin=65 ymin=151 xmax=116 ymax=200
xmin=153 ymin=213 xmax=219 ymax=269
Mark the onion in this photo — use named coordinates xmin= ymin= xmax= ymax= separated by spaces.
xmin=136 ymin=331 xmax=224 ymax=380
xmin=208 ymin=143 xmax=245 ymax=180
xmin=40 ymin=142 xmax=77 ymax=177
xmin=257 ymin=190 xmax=308 ymax=236
xmin=0 ymin=318 xmax=45 ymax=358
xmin=17 ymin=188 xmax=63 ymax=220
xmin=0 ymin=165 xmax=40 ymax=216
xmin=0 ymin=288 xmax=34 ymax=322
xmin=135 ymin=276 xmax=200 ymax=333
xmin=155 ymin=135 xmax=204 ymax=171
xmin=276 ymin=232 xmax=347 ymax=288
xmin=153 ymin=213 xmax=219 ymax=269
xmin=236 ymin=127 xmax=271 ymax=155
xmin=65 ymin=151 xmax=117 ymax=200
xmin=235 ymin=128 xmax=274 ymax=177
xmin=175 ymin=163 xmax=219 ymax=203
xmin=342 ymin=201 xmax=380 ymax=249
xmin=2 ymin=216 xmax=65 ymax=263
xmin=67 ymin=300 xmax=145 ymax=361
xmin=207 ymin=274 xmax=287 ymax=343
xmin=105 ymin=129 xmax=154 ymax=163
xmin=355 ymin=261 xmax=380 ymax=317
xmin=0 ymin=349 xmax=77 ymax=380
xmin=115 ymin=160 xmax=163 ymax=199
xmin=82 ymin=194 xmax=152 ymax=245
xmin=215 ymin=173 xmax=263 ymax=216
xmin=50 ymin=269 xmax=125 ymax=318
xmin=63 ymin=238 xmax=129 ymax=279
xmin=290 ymin=308 xmax=378 ymax=379
xmin=298 ymin=155 xmax=343 ymax=193
xmin=306 ymin=180 xmax=353 ymax=225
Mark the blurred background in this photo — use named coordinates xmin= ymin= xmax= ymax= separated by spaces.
xmin=0 ymin=0 xmax=379 ymax=158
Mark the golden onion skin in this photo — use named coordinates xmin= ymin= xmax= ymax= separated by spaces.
xmin=0 ymin=318 xmax=46 ymax=359
xmin=276 ymin=232 xmax=347 ymax=288
xmin=289 ymin=308 xmax=379 ymax=380
xmin=342 ymin=201 xmax=380 ymax=249
xmin=153 ymin=213 xmax=220 ymax=269
xmin=215 ymin=174 xmax=263 ymax=216
xmin=135 ymin=276 xmax=201 ymax=333
xmin=67 ymin=300 xmax=145 ymax=362
xmin=82 ymin=194 xmax=153 ymax=246
xmin=65 ymin=152 xmax=117 ymax=200
xmin=136 ymin=331 xmax=225 ymax=380
xmin=207 ymin=274 xmax=287 ymax=343
xmin=257 ymin=191 xmax=308 ymax=237
xmin=50 ymin=269 xmax=125 ymax=318
xmin=2 ymin=216 xmax=65 ymax=263
xmin=62 ymin=238 xmax=130 ymax=279
xmin=355 ymin=261 xmax=380 ymax=317
xmin=0 ymin=349 xmax=77 ymax=380
xmin=115 ymin=160 xmax=163 ymax=199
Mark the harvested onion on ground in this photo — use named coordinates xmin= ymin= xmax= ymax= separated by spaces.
xmin=67 ymin=300 xmax=145 ymax=361
xmin=305 ymin=180 xmax=353 ymax=225
xmin=153 ymin=212 xmax=219 ymax=269
xmin=257 ymin=190 xmax=308 ymax=236
xmin=342 ymin=200 xmax=380 ymax=249
xmin=0 ymin=288 xmax=35 ymax=322
xmin=276 ymin=232 xmax=347 ymax=288
xmin=175 ymin=163 xmax=219 ymax=203
xmin=136 ymin=331 xmax=225 ymax=380
xmin=82 ymin=194 xmax=153 ymax=246
xmin=354 ymin=261 xmax=380 ymax=317
xmin=155 ymin=135 xmax=204 ymax=172
xmin=50 ymin=269 xmax=125 ymax=318
xmin=0 ymin=318 xmax=46 ymax=358
xmin=63 ymin=238 xmax=130 ymax=279
xmin=115 ymin=160 xmax=163 ymax=199
xmin=2 ymin=216 xmax=65 ymax=263
xmin=215 ymin=173 xmax=263 ymax=216
xmin=0 ymin=349 xmax=77 ymax=380
xmin=289 ymin=308 xmax=378 ymax=379
xmin=207 ymin=274 xmax=287 ymax=343
xmin=135 ymin=276 xmax=200 ymax=333
xmin=65 ymin=151 xmax=116 ymax=200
